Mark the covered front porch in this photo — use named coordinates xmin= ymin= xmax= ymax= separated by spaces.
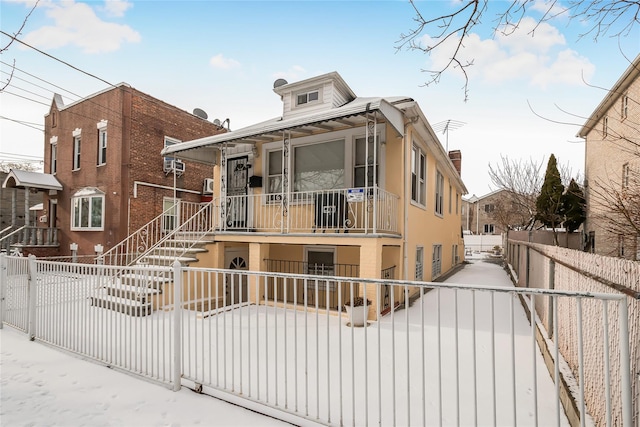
xmin=1 ymin=169 xmax=62 ymax=253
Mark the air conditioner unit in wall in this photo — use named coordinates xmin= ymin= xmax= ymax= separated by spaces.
xmin=163 ymin=158 xmax=185 ymax=176
xmin=203 ymin=178 xmax=214 ymax=194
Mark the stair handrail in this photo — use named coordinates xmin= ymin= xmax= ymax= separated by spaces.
xmin=0 ymin=225 xmax=16 ymax=239
xmin=0 ymin=225 xmax=26 ymax=251
xmin=101 ymin=201 xmax=202 ymax=266
xmin=132 ymin=201 xmax=215 ymax=267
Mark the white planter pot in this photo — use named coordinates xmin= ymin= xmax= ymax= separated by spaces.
xmin=344 ymin=304 xmax=370 ymax=326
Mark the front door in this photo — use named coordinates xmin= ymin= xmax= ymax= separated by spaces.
xmin=226 ymin=156 xmax=249 ymax=229
xmin=224 ymin=247 xmax=248 ymax=305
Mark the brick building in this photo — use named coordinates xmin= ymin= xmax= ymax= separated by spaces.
xmin=462 ymin=189 xmax=518 ymax=235
xmin=577 ymin=53 xmax=640 ymax=259
xmin=43 ymin=83 xmax=224 ymax=257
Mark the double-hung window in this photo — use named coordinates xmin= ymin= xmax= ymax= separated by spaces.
xmin=411 ymin=145 xmax=426 ymax=205
xmin=267 ymin=149 xmax=283 ymax=194
xmin=435 ymin=170 xmax=444 ymax=215
xmin=97 ymin=120 xmax=107 ymax=166
xmin=72 ymin=129 xmax=81 ymax=170
xmin=602 ymin=116 xmax=608 ymax=137
xmin=293 ymin=139 xmax=344 ymax=192
xmin=71 ymin=187 xmax=104 ymax=230
xmin=50 ymin=136 xmax=57 ymax=174
xmin=622 ymin=95 xmax=628 ymax=119
xmin=432 ymin=244 xmax=442 ymax=279
xmin=415 ymin=246 xmax=424 ymax=281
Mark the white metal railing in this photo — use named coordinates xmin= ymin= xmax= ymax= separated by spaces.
xmin=1 ymin=253 xmax=633 ymax=426
xmin=220 ymin=187 xmax=399 ymax=234
xmin=101 ymin=201 xmax=207 ymax=266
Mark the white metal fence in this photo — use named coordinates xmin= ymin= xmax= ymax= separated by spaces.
xmin=0 ymin=253 xmax=634 ymax=426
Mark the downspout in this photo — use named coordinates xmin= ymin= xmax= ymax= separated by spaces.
xmin=403 ymin=116 xmax=419 ymax=281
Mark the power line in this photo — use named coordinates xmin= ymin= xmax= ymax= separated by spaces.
xmin=0 ymin=65 xmax=81 ymax=100
xmin=0 ymin=151 xmax=44 ymax=160
xmin=2 ymin=90 xmax=49 ymax=106
xmin=0 ymin=116 xmax=45 ymax=131
xmin=0 ymin=30 xmax=116 ymax=88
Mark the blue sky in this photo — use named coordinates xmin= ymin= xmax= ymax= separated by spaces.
xmin=1 ymin=0 xmax=639 ymax=196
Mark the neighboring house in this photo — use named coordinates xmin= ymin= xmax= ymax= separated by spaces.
xmin=462 ymin=189 xmax=513 ymax=235
xmin=160 ymin=72 xmax=467 ymax=316
xmin=577 ymin=54 xmax=640 ymax=260
xmin=0 ymin=171 xmax=43 ymax=230
xmin=38 ymin=83 xmax=225 ymax=257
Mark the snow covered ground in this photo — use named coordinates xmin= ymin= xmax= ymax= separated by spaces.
xmin=1 ymin=255 xmax=569 ymax=426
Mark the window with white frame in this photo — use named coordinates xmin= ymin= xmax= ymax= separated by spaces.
xmin=411 ymin=145 xmax=426 ymax=205
xmin=162 ymin=197 xmax=180 ymax=232
xmin=293 ymin=139 xmax=344 ymax=192
xmin=50 ymin=136 xmax=57 ymax=174
xmin=448 ymin=184 xmax=452 ymax=214
xmin=97 ymin=121 xmax=107 ymax=166
xmin=354 ymin=136 xmax=379 ymax=187
xmin=452 ymin=244 xmax=459 ymax=266
xmin=71 ymin=188 xmax=104 ymax=230
xmin=267 ymin=149 xmax=283 ymax=194
xmin=622 ymin=95 xmax=628 ymax=119
xmin=163 ymin=136 xmax=183 ymax=174
xmin=623 ymin=163 xmax=630 ymax=189
xmin=296 ymin=89 xmax=320 ymax=106
xmin=72 ymin=130 xmax=81 ymax=170
xmin=484 ymin=224 xmax=495 ymax=234
xmin=415 ymin=246 xmax=424 ymax=281
xmin=435 ymin=170 xmax=444 ymax=215
xmin=432 ymin=244 xmax=442 ymax=279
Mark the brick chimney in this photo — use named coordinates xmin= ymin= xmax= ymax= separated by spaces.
xmin=448 ymin=150 xmax=462 ymax=175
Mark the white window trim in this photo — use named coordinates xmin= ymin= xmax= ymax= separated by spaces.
xmin=294 ymin=88 xmax=322 ymax=107
xmin=262 ymin=125 xmax=386 ymax=197
xmin=50 ymin=136 xmax=58 ymax=175
xmin=410 ymin=142 xmax=427 ymax=209
xmin=415 ymin=246 xmax=424 ymax=281
xmin=98 ymin=128 xmax=107 ymax=166
xmin=304 ymin=246 xmax=337 ymax=291
xmin=435 ymin=169 xmax=444 ymax=217
xmin=432 ymin=244 xmax=442 ymax=279
xmin=71 ymin=188 xmax=104 ymax=231
xmin=72 ymin=134 xmax=81 ymax=171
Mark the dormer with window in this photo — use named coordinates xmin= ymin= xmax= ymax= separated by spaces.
xmin=274 ymin=72 xmax=356 ymax=119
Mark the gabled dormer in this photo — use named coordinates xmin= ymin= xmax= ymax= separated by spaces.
xmin=273 ymin=71 xmax=357 ymax=119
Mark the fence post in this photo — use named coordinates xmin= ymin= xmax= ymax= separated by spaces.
xmin=618 ymin=298 xmax=633 ymax=427
xmin=27 ymin=254 xmax=37 ymax=341
xmin=0 ymin=253 xmax=6 ymax=329
xmin=172 ymin=260 xmax=182 ymax=392
xmin=547 ymin=259 xmax=555 ymax=339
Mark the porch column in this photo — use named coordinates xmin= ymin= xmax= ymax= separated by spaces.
xmin=248 ymin=242 xmax=269 ymax=305
xmin=359 ymin=239 xmax=382 ymax=320
xmin=220 ymin=146 xmax=227 ymax=231
xmin=11 ymin=189 xmax=16 ymax=226
xmin=24 ymin=188 xmax=30 ymax=227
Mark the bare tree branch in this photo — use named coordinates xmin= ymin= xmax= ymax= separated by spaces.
xmin=0 ymin=0 xmax=41 ymax=92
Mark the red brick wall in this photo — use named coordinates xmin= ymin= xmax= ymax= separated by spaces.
xmin=43 ymin=85 xmax=223 ymax=257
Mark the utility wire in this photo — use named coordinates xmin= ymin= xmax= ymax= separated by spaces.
xmin=3 ymin=90 xmax=49 ymax=106
xmin=0 ymin=30 xmax=116 ymax=88
xmin=0 ymin=64 xmax=82 ymax=100
xmin=0 ymin=116 xmax=45 ymax=131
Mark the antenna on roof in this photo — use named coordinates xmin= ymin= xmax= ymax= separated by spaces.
xmin=432 ymin=119 xmax=465 ymax=152
xmin=193 ymin=108 xmax=208 ymax=120
xmin=273 ymin=78 xmax=288 ymax=89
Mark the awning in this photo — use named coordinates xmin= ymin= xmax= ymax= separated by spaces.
xmin=2 ymin=169 xmax=63 ymax=191
xmin=162 ymin=96 xmax=408 ymax=165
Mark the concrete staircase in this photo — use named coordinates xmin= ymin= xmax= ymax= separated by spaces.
xmin=91 ymin=233 xmax=216 ymax=316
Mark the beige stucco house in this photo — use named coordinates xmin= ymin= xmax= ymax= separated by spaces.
xmin=160 ymin=72 xmax=467 ymax=316
xmin=577 ymin=54 xmax=640 ymax=259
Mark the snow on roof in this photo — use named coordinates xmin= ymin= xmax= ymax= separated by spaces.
xmin=2 ymin=169 xmax=63 ymax=191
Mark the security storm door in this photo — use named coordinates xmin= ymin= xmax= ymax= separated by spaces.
xmin=226 ymin=156 xmax=249 ymax=229
xmin=225 ymin=248 xmax=248 ymax=305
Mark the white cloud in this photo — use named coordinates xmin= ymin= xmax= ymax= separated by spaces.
xmin=209 ymin=54 xmax=241 ymax=70
xmin=101 ymin=0 xmax=133 ymax=18
xmin=273 ymin=65 xmax=306 ymax=81
xmin=20 ymin=1 xmax=140 ymax=54
xmin=421 ymin=18 xmax=592 ymax=88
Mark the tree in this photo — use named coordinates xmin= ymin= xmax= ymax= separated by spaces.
xmin=397 ymin=0 xmax=640 ymax=99
xmin=562 ymin=178 xmax=586 ymax=232
xmin=0 ymin=161 xmax=40 ymax=173
xmin=0 ymin=0 xmax=41 ymax=92
xmin=536 ymin=154 xmax=564 ymax=244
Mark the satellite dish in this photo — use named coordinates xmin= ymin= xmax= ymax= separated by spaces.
xmin=193 ymin=108 xmax=208 ymax=120
xmin=273 ymin=78 xmax=288 ymax=89
xmin=213 ymin=118 xmax=221 ymax=126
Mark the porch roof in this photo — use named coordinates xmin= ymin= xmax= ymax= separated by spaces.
xmin=162 ymin=96 xmax=409 ymax=165
xmin=2 ymin=169 xmax=63 ymax=191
